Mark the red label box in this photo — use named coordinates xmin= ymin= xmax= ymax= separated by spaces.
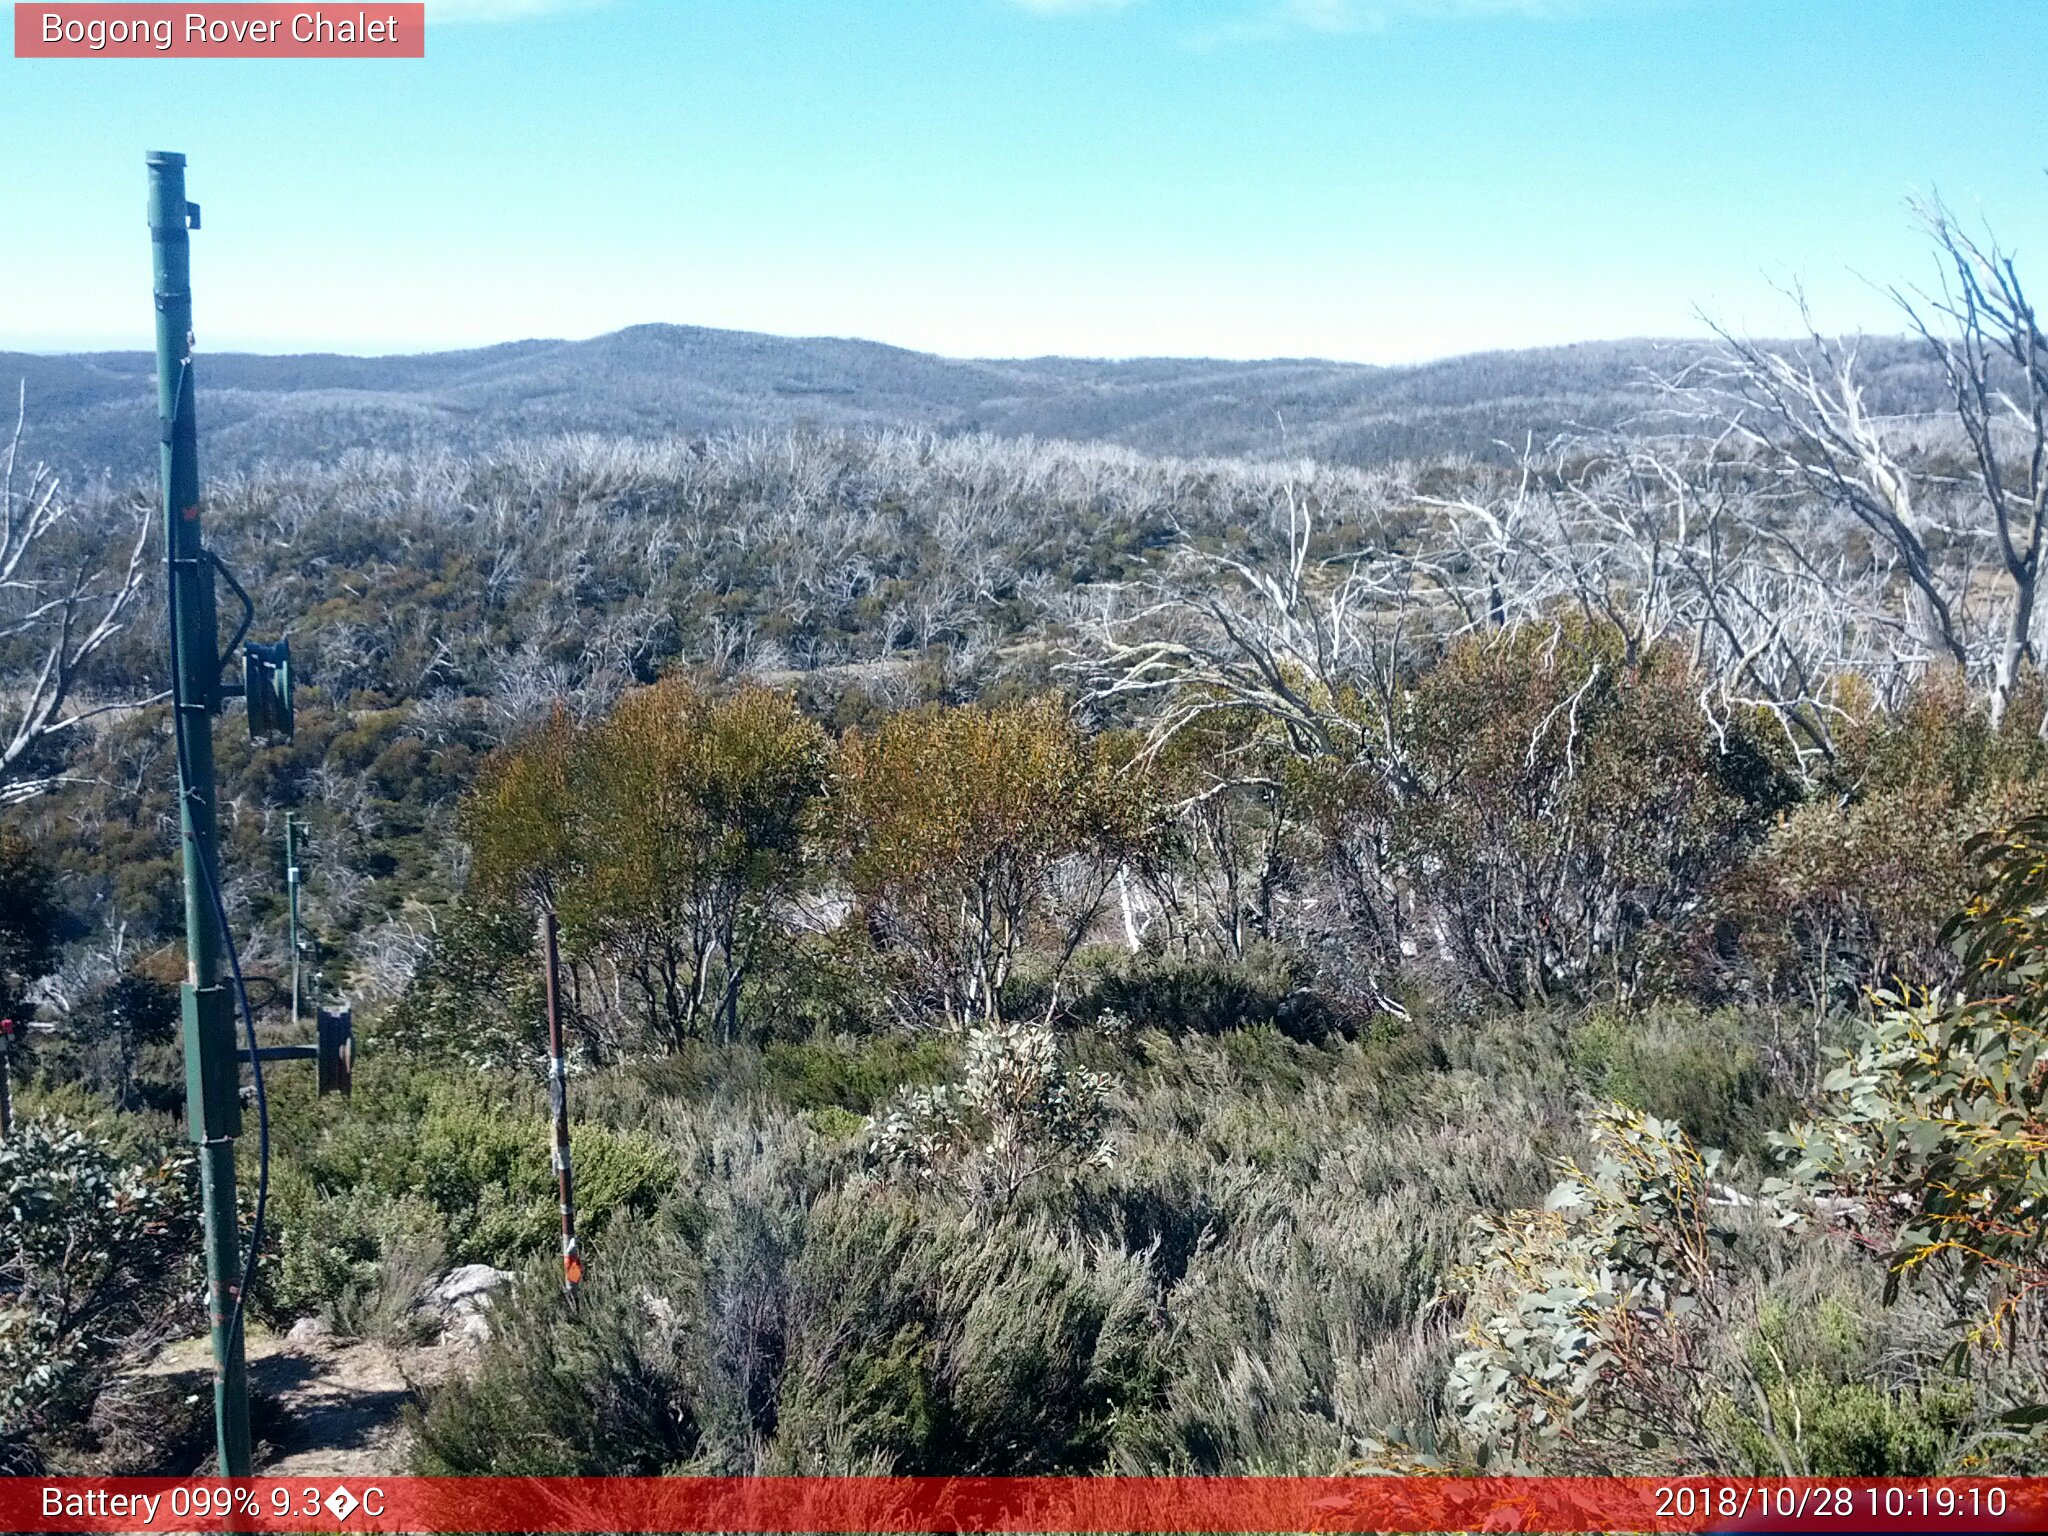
xmin=4 ymin=1476 xmax=2048 ymax=1534
xmin=14 ymin=3 xmax=426 ymax=57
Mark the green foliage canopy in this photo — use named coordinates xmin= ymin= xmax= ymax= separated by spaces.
xmin=465 ymin=680 xmax=830 ymax=1047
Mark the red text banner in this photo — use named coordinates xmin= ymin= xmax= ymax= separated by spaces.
xmin=3 ymin=1476 xmax=2046 ymax=1534
xmin=14 ymin=4 xmax=425 ymax=58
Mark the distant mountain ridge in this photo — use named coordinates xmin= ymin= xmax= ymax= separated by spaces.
xmin=1 ymin=322 xmax=1941 ymax=480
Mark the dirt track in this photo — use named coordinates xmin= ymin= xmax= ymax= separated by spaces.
xmin=134 ymin=1326 xmax=464 ymax=1475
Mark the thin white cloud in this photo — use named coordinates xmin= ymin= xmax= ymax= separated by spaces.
xmin=1008 ymin=0 xmax=1142 ymax=12
xmin=1271 ymin=0 xmax=1603 ymax=29
xmin=430 ymin=0 xmax=613 ymax=23
xmin=1009 ymin=0 xmax=1651 ymax=40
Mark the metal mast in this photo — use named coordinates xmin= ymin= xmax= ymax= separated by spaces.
xmin=149 ymin=149 xmax=252 ymax=1478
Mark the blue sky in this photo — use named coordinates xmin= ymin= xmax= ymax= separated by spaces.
xmin=3 ymin=0 xmax=2044 ymax=361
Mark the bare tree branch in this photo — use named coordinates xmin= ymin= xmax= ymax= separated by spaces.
xmin=0 ymin=388 xmax=157 ymax=802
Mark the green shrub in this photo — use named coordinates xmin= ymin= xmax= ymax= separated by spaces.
xmin=1712 ymin=672 xmax=2048 ymax=1012
xmin=1754 ymin=1379 xmax=1971 ymax=1476
xmin=1722 ymin=1298 xmax=1974 ymax=1475
xmin=263 ymin=1178 xmax=447 ymax=1340
xmin=379 ymin=899 xmax=542 ymax=1069
xmin=1771 ymin=812 xmax=2048 ymax=1350
xmin=262 ymin=1058 xmax=670 ymax=1308
xmin=0 ymin=826 xmax=61 ymax=1017
xmin=1569 ymin=1004 xmax=1790 ymax=1156
xmin=760 ymin=1033 xmax=955 ymax=1115
xmin=1071 ymin=942 xmax=1343 ymax=1043
xmin=1400 ymin=620 xmax=1790 ymax=1006
xmin=421 ymin=1112 xmax=1163 ymax=1477
xmin=741 ymin=931 xmax=891 ymax=1043
xmin=1445 ymin=1105 xmax=1743 ymax=1473
xmin=772 ymin=1190 xmax=1161 ymax=1475
xmin=413 ymin=1229 xmax=702 ymax=1475
xmin=869 ymin=1018 xmax=1117 ymax=1215
xmin=0 ymin=1118 xmax=197 ymax=1439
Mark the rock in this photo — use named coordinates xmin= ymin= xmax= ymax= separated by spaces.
xmin=426 ymin=1263 xmax=516 ymax=1315
xmin=286 ymin=1315 xmax=334 ymax=1347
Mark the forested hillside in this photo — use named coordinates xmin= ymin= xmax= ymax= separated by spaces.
xmin=0 ymin=326 xmax=1951 ymax=482
xmin=3 ymin=209 xmax=2046 ymax=1481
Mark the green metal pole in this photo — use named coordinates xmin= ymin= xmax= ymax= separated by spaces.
xmin=150 ymin=150 xmax=252 ymax=1479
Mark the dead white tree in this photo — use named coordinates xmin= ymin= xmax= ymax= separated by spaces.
xmin=1681 ymin=208 xmax=2048 ymax=730
xmin=1896 ymin=199 xmax=2048 ymax=727
xmin=1076 ymin=478 xmax=1426 ymax=969
xmin=0 ymin=390 xmax=155 ymax=804
xmin=1082 ymin=478 xmax=1417 ymax=772
xmin=1405 ymin=433 xmax=1898 ymax=776
xmin=1687 ymin=304 xmax=1968 ymax=679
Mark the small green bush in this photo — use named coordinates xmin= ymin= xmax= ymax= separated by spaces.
xmin=1724 ymin=1299 xmax=1974 ymax=1475
xmin=1569 ymin=1004 xmax=1789 ymax=1156
xmin=1733 ymin=1375 xmax=1972 ymax=1476
xmin=1072 ymin=942 xmax=1343 ymax=1043
xmin=413 ymin=1229 xmax=702 ymax=1475
xmin=261 ymin=1058 xmax=670 ymax=1319
xmin=772 ymin=1190 xmax=1161 ymax=1475
xmin=760 ymin=1033 xmax=955 ymax=1115
xmin=263 ymin=1177 xmax=447 ymax=1339
xmin=0 ymin=1118 xmax=197 ymax=1439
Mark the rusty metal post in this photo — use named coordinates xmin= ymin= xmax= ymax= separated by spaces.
xmin=539 ymin=912 xmax=582 ymax=1298
xmin=0 ymin=1019 xmax=14 ymax=1140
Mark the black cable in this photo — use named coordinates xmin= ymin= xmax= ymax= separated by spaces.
xmin=162 ymin=355 xmax=270 ymax=1359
